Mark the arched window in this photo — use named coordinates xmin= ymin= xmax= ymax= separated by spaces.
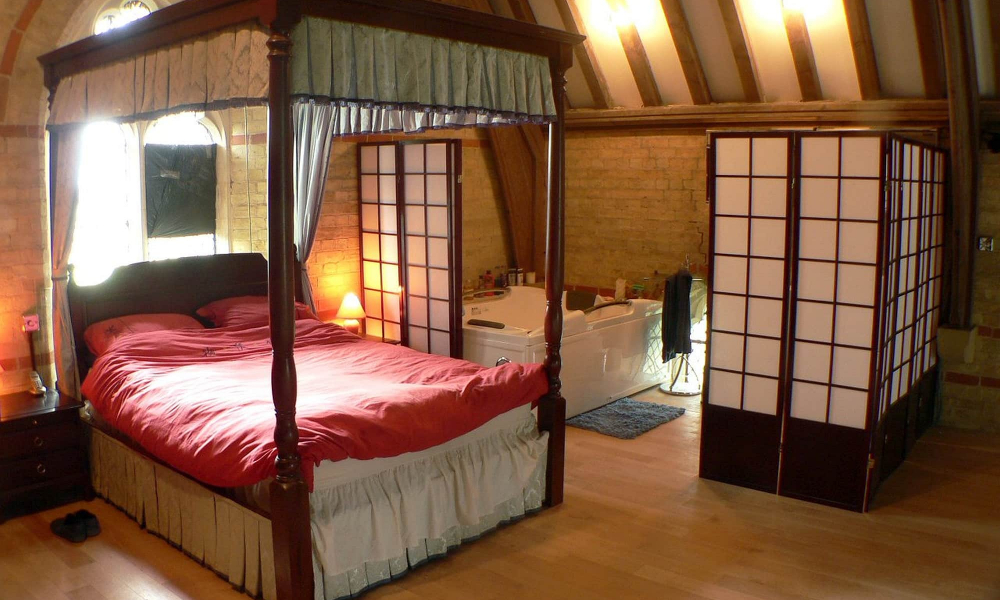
xmin=70 ymin=122 xmax=143 ymax=285
xmin=69 ymin=111 xmax=227 ymax=285
xmin=143 ymin=112 xmax=223 ymax=261
xmin=94 ymin=1 xmax=152 ymax=35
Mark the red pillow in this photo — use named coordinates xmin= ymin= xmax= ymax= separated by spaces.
xmin=83 ymin=313 xmax=204 ymax=356
xmin=196 ymin=295 xmax=315 ymax=328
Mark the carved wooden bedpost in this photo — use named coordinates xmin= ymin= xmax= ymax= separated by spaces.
xmin=265 ymin=8 xmax=313 ymax=599
xmin=539 ymin=49 xmax=571 ymax=508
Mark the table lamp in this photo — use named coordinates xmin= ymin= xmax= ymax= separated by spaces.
xmin=336 ymin=292 xmax=366 ymax=334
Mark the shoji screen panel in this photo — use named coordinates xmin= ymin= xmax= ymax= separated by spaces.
xmin=873 ymin=138 xmax=945 ymax=483
xmin=359 ymin=144 xmax=404 ymax=342
xmin=400 ymin=141 xmax=463 ymax=358
xmin=779 ymin=133 xmax=885 ymax=511
xmin=701 ymin=133 xmax=793 ymax=493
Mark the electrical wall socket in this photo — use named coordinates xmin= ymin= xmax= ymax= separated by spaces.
xmin=978 ymin=236 xmax=995 ymax=252
xmin=22 ymin=314 xmax=39 ymax=332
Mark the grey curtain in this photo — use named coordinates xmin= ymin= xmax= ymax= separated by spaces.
xmin=290 ymin=17 xmax=556 ymax=123
xmin=293 ymin=102 xmax=337 ymax=311
xmin=50 ymin=127 xmax=85 ymax=395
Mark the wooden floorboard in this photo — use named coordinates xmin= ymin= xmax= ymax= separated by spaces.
xmin=1 ymin=391 xmax=997 ymax=600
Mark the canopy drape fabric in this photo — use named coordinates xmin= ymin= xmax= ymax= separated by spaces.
xmin=292 ymin=102 xmax=337 ymax=311
xmin=49 ymin=25 xmax=269 ymax=127
xmin=50 ymin=128 xmax=85 ymax=396
xmin=290 ymin=17 xmax=557 ymax=124
xmin=317 ymin=103 xmax=533 ymax=136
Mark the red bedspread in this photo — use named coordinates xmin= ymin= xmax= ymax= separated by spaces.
xmin=81 ymin=319 xmax=548 ymax=489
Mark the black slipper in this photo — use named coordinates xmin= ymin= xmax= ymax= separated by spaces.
xmin=51 ymin=513 xmax=87 ymax=543
xmin=73 ymin=509 xmax=101 ymax=537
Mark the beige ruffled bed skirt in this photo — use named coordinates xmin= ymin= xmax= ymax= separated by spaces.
xmin=87 ymin=421 xmax=547 ymax=600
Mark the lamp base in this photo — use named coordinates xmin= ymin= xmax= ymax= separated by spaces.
xmin=344 ymin=319 xmax=361 ymax=335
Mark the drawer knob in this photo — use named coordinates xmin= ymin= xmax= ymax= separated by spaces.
xmin=36 ymin=464 xmax=47 ymax=475
xmin=33 ymin=436 xmax=45 ymax=448
xmin=31 ymin=419 xmax=39 ymax=427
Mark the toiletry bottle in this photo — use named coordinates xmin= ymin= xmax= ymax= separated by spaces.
xmin=484 ymin=270 xmax=494 ymax=296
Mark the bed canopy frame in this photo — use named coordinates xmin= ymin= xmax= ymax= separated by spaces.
xmin=39 ymin=2 xmax=583 ymax=598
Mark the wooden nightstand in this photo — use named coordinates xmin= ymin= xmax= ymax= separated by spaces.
xmin=0 ymin=389 xmax=91 ymax=523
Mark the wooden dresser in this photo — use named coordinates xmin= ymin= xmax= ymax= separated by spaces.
xmin=0 ymin=389 xmax=91 ymax=522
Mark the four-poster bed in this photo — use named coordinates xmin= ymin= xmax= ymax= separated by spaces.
xmin=38 ymin=1 xmax=583 ymax=599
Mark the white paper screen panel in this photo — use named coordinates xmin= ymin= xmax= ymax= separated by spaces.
xmin=402 ymin=143 xmax=454 ymax=357
xmin=789 ymin=135 xmax=881 ymax=429
xmin=708 ymin=136 xmax=789 ymax=415
xmin=360 ymin=144 xmax=403 ymax=342
xmin=875 ymin=140 xmax=945 ymax=422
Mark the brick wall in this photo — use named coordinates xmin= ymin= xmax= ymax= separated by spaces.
xmin=0 ymin=130 xmax=48 ymax=391
xmin=564 ymin=131 xmax=708 ymax=292
xmin=0 ymin=0 xmax=73 ymax=393
xmin=940 ymin=149 xmax=1000 ymax=432
xmin=228 ymin=106 xmax=268 ymax=256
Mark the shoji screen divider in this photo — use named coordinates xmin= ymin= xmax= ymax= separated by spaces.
xmin=358 ymin=141 xmax=463 ymax=358
xmin=701 ymin=133 xmax=795 ymax=493
xmin=702 ymin=132 xmax=947 ymax=512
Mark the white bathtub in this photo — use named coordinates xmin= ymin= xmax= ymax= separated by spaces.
xmin=462 ymin=286 xmax=668 ymax=418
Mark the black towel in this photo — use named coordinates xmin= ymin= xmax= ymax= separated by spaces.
xmin=662 ymin=270 xmax=693 ymax=363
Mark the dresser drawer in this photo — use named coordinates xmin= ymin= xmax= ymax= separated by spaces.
xmin=0 ymin=448 xmax=86 ymax=492
xmin=0 ymin=422 xmax=81 ymax=461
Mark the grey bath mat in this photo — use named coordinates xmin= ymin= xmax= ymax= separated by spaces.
xmin=567 ymin=397 xmax=685 ymax=439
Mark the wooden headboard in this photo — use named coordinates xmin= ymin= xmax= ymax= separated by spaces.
xmin=67 ymin=253 xmax=304 ymax=379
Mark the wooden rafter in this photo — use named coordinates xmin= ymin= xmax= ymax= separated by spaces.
xmin=553 ymin=0 xmax=614 ymax=108
xmin=938 ymin=0 xmax=980 ymax=328
xmin=911 ymin=0 xmax=947 ymax=98
xmin=782 ymin=7 xmax=822 ymax=101
xmin=564 ymin=98 xmax=1000 ymax=130
xmin=617 ymin=23 xmax=662 ymax=106
xmin=660 ymin=0 xmax=711 ymax=104
xmin=989 ymin=0 xmax=1000 ymax=96
xmin=717 ymin=0 xmax=761 ymax=102
xmin=506 ymin=0 xmax=536 ymax=22
xmin=610 ymin=0 xmax=662 ymax=106
xmin=843 ymin=0 xmax=881 ymax=100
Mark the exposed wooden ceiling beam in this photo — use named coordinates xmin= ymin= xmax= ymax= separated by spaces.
xmin=716 ymin=0 xmax=761 ymax=102
xmin=564 ymin=98 xmax=1000 ymax=130
xmin=615 ymin=17 xmax=663 ymax=106
xmin=843 ymin=0 xmax=881 ymax=100
xmin=505 ymin=0 xmax=536 ymax=22
xmin=553 ymin=0 xmax=614 ymax=108
xmin=487 ymin=0 xmax=515 ymax=18
xmin=782 ymin=7 xmax=822 ymax=101
xmin=988 ymin=0 xmax=1000 ymax=96
xmin=911 ymin=0 xmax=947 ymax=99
xmin=660 ymin=0 xmax=711 ymax=104
xmin=938 ymin=0 xmax=980 ymax=328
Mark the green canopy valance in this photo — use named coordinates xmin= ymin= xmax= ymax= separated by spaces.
xmin=290 ymin=17 xmax=556 ymax=122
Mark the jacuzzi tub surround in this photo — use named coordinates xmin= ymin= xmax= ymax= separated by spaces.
xmin=463 ymin=286 xmax=668 ymax=418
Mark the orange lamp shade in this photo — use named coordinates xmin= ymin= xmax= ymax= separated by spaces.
xmin=336 ymin=292 xmax=366 ymax=334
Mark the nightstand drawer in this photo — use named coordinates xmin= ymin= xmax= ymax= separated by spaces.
xmin=0 ymin=449 xmax=86 ymax=492
xmin=0 ymin=422 xmax=80 ymax=461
